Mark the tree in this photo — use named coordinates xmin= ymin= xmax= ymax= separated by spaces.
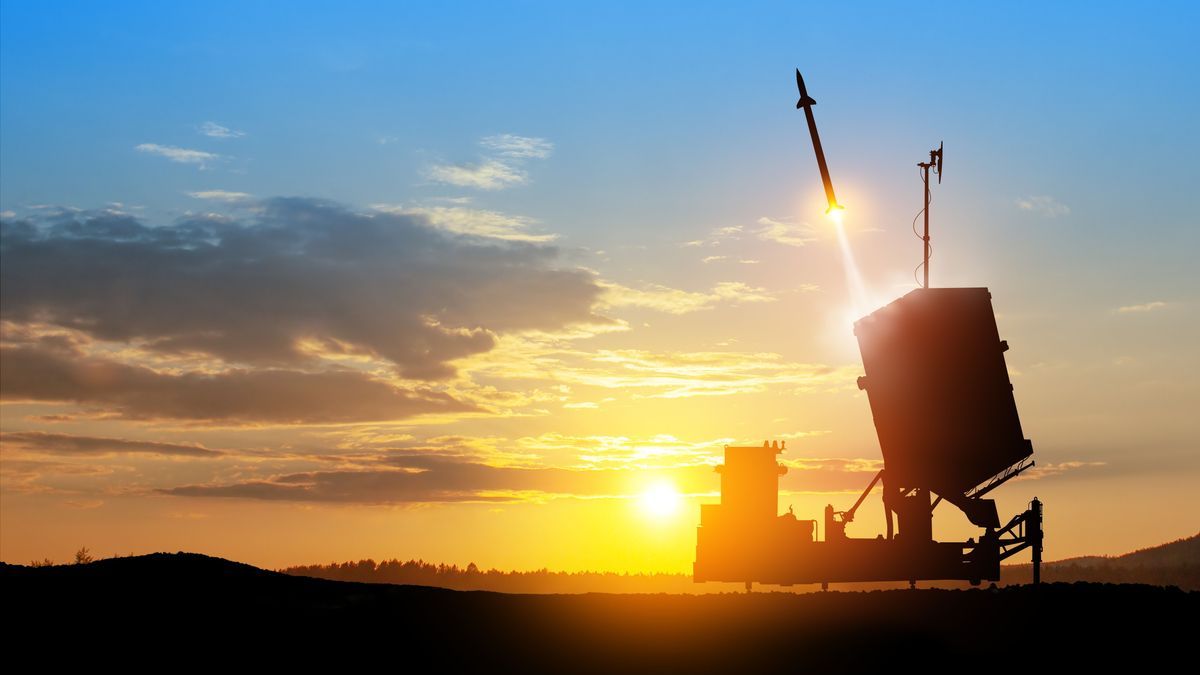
xmin=74 ymin=546 xmax=94 ymax=565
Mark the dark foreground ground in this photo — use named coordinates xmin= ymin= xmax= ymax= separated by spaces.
xmin=3 ymin=553 xmax=1194 ymax=671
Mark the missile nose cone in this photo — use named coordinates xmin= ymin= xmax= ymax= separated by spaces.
xmin=795 ymin=69 xmax=815 ymax=108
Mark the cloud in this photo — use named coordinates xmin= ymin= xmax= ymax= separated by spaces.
xmin=0 ymin=198 xmax=605 ymax=380
xmin=0 ymin=458 xmax=111 ymax=494
xmin=157 ymin=445 xmax=890 ymax=504
xmin=687 ymin=219 xmax=819 ymax=248
xmin=425 ymin=159 xmax=527 ymax=190
xmin=424 ymin=133 xmax=552 ymax=190
xmin=571 ymin=349 xmax=854 ymax=399
xmin=480 ymin=134 xmax=554 ymax=159
xmin=159 ymin=456 xmax=700 ymax=504
xmin=1115 ymin=301 xmax=1167 ymax=314
xmin=1019 ymin=461 xmax=1107 ymax=480
xmin=1016 ymin=195 xmax=1070 ymax=217
xmin=459 ymin=338 xmax=859 ymax=401
xmin=135 ymin=143 xmax=219 ymax=167
xmin=188 ymin=190 xmax=253 ymax=203
xmin=0 ymin=431 xmax=225 ymax=457
xmin=598 ymin=281 xmax=774 ymax=314
xmin=701 ymin=255 xmax=727 ymax=263
xmin=198 ymin=122 xmax=245 ymax=139
xmin=371 ymin=204 xmax=555 ymax=242
xmin=683 ymin=225 xmax=743 ymax=248
xmin=515 ymin=433 xmax=725 ymax=469
xmin=0 ymin=344 xmax=477 ymax=424
xmin=756 ymin=217 xmax=818 ymax=247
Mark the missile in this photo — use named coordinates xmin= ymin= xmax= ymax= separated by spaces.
xmin=795 ymin=69 xmax=842 ymax=213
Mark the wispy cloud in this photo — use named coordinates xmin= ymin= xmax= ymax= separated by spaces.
xmin=1016 ymin=195 xmax=1070 ymax=217
xmin=697 ymin=254 xmax=760 ymax=265
xmin=0 ymin=431 xmax=225 ymax=458
xmin=0 ymin=343 xmax=478 ymax=424
xmin=425 ymin=133 xmax=552 ymax=190
xmin=1019 ymin=460 xmax=1106 ymax=480
xmin=480 ymin=134 xmax=554 ymax=159
xmin=1115 ymin=301 xmax=1167 ymax=314
xmin=199 ymin=121 xmax=245 ymax=139
xmin=187 ymin=190 xmax=253 ymax=203
xmin=425 ymin=159 xmax=528 ymax=190
xmin=581 ymin=350 xmax=850 ymax=399
xmin=152 ymin=443 xmax=888 ymax=504
xmin=683 ymin=225 xmax=743 ymax=248
xmin=686 ymin=219 xmax=819 ymax=249
xmin=135 ymin=143 xmax=218 ymax=168
xmin=756 ymin=216 xmax=818 ymax=247
xmin=372 ymin=204 xmax=555 ymax=242
xmin=151 ymin=432 xmax=883 ymax=505
xmin=599 ymin=281 xmax=774 ymax=314
xmin=450 ymin=326 xmax=857 ymax=405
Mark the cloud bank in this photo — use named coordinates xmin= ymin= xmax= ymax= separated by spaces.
xmin=1 ymin=199 xmax=604 ymax=381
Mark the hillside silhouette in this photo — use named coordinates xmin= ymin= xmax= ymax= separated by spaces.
xmin=280 ymin=532 xmax=1200 ymax=592
xmin=1002 ymin=532 xmax=1199 ymax=588
xmin=3 ymin=551 xmax=1195 ymax=670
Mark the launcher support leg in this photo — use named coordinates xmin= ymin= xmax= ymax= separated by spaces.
xmin=1031 ymin=497 xmax=1043 ymax=585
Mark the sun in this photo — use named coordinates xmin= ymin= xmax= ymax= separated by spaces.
xmin=639 ymin=481 xmax=683 ymax=519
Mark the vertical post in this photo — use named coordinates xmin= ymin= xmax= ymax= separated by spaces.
xmin=1031 ymin=497 xmax=1043 ymax=585
xmin=922 ymin=163 xmax=930 ymax=289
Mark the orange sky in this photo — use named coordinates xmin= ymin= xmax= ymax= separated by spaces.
xmin=2 ymin=3 xmax=1198 ymax=573
xmin=2 ymin=197 xmax=1195 ymax=571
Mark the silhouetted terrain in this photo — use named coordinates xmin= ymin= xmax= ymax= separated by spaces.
xmin=282 ymin=557 xmax=748 ymax=593
xmin=2 ymin=552 xmax=1193 ymax=670
xmin=280 ymin=532 xmax=1200 ymax=593
xmin=1002 ymin=532 xmax=1200 ymax=588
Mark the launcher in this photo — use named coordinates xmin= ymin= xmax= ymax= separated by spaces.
xmin=692 ymin=72 xmax=1043 ymax=590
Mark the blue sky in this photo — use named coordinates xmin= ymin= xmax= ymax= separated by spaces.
xmin=5 ymin=2 xmax=1196 ymax=228
xmin=1 ymin=1 xmax=1197 ymax=568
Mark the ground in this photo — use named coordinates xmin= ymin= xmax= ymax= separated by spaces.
xmin=3 ymin=552 xmax=1192 ymax=671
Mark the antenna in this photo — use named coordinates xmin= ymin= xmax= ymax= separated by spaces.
xmin=935 ymin=141 xmax=943 ymax=184
xmin=917 ymin=142 xmax=944 ymax=288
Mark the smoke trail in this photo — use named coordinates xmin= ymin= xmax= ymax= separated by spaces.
xmin=830 ymin=212 xmax=870 ymax=315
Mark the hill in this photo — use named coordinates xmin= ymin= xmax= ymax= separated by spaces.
xmin=1002 ymin=532 xmax=1200 ymax=587
xmin=2 ymin=552 xmax=1194 ymax=670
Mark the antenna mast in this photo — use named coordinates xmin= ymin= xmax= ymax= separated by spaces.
xmin=917 ymin=142 xmax=943 ymax=288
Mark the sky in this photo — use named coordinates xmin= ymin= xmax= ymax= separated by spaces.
xmin=1 ymin=1 xmax=1197 ymax=572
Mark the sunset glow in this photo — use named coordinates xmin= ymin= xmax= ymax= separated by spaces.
xmin=1 ymin=2 xmax=1196 ymax=577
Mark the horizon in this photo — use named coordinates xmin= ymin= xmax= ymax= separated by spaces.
xmin=2 ymin=1 xmax=1198 ymax=573
xmin=25 ymin=529 xmax=1200 ymax=573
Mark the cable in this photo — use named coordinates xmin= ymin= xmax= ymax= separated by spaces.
xmin=910 ymin=165 xmax=934 ymax=286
